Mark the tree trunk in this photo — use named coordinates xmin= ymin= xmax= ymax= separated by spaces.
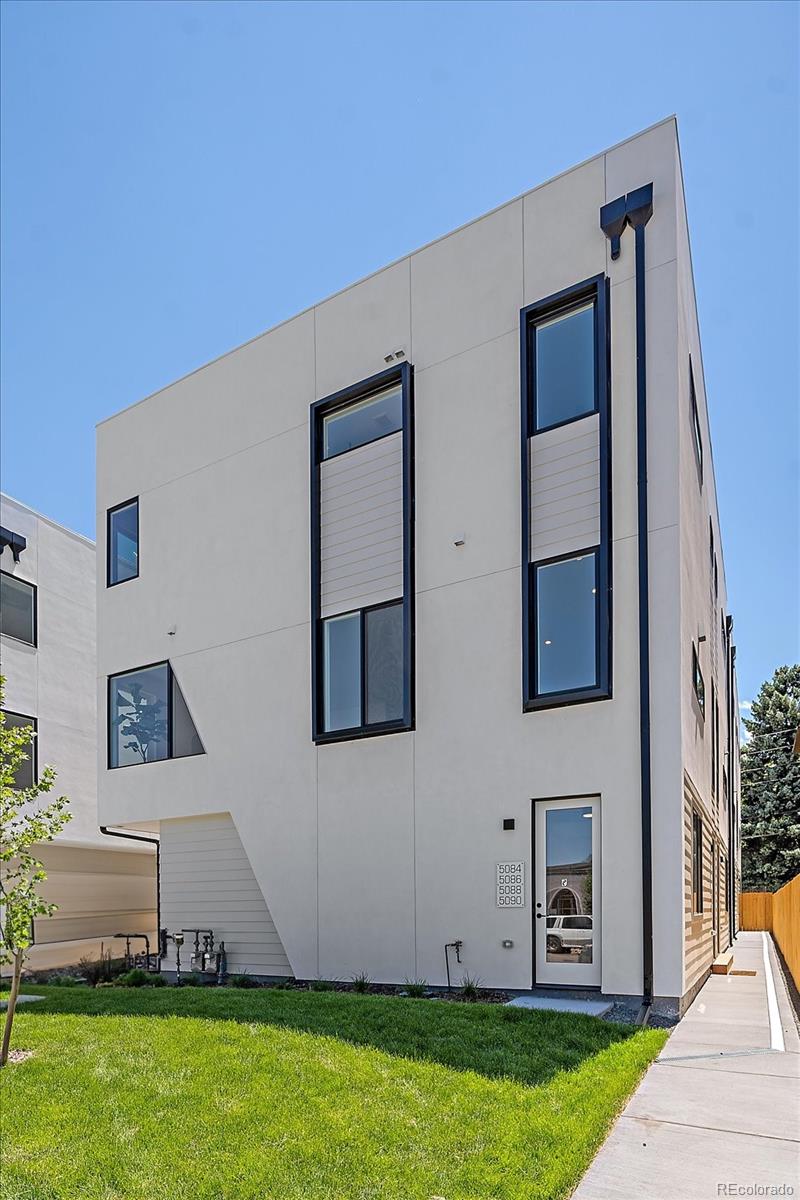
xmin=0 ymin=949 xmax=23 ymax=1067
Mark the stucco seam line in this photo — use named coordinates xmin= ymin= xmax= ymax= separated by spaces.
xmin=415 ymin=562 xmax=519 ymax=599
xmin=412 ymin=326 xmax=518 ymax=378
xmin=96 ymin=618 xmax=311 ymax=676
xmin=30 ymin=586 xmax=95 ymax=614
xmin=609 ymin=255 xmax=678 ymax=286
xmin=96 ymin=418 xmax=308 ymax=509
xmin=612 ymin=520 xmax=679 ymax=544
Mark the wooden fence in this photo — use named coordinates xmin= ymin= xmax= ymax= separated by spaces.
xmin=740 ymin=874 xmax=800 ymax=989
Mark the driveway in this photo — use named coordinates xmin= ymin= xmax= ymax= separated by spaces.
xmin=572 ymin=931 xmax=800 ymax=1200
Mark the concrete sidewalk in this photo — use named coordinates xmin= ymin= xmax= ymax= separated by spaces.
xmin=572 ymin=932 xmax=800 ymax=1200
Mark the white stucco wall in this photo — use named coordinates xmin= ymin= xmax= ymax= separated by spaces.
xmin=96 ymin=119 xmax=717 ymax=1000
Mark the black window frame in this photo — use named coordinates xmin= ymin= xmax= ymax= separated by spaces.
xmin=1 ymin=710 xmax=38 ymax=788
xmin=310 ymin=362 xmax=414 ymax=744
xmin=0 ymin=569 xmax=38 ymax=647
xmin=689 ymin=356 xmax=703 ymax=486
xmin=521 ymin=274 xmax=611 ymax=711
xmin=106 ymin=497 xmax=140 ymax=588
xmin=692 ymin=811 xmax=704 ymax=915
xmin=107 ymin=660 xmax=203 ymax=769
xmin=711 ymin=682 xmax=717 ymax=800
xmin=692 ymin=642 xmax=705 ymax=719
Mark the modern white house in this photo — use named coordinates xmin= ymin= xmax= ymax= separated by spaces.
xmin=96 ymin=118 xmax=740 ymax=1014
xmin=1 ymin=494 xmax=157 ymax=972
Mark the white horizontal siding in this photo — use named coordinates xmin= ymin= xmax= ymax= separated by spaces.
xmin=529 ymin=412 xmax=600 ymax=562
xmin=320 ymin=431 xmax=403 ymax=617
xmin=32 ymin=844 xmax=156 ymax=948
xmin=160 ymin=813 xmax=293 ymax=978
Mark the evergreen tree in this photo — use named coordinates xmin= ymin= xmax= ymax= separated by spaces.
xmin=740 ymin=664 xmax=800 ymax=892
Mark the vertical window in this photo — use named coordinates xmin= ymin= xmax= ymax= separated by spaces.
xmin=521 ymin=276 xmax=610 ymax=709
xmin=0 ymin=571 xmax=36 ymax=645
xmin=692 ymin=643 xmax=705 ymax=717
xmin=533 ymin=304 xmax=596 ymax=430
xmin=534 ymin=553 xmax=598 ymax=695
xmin=692 ymin=813 xmax=704 ymax=914
xmin=107 ymin=498 xmax=139 ymax=586
xmin=689 ymin=357 xmax=703 ymax=485
xmin=311 ymin=365 xmax=414 ymax=742
xmin=1 ymin=711 xmax=37 ymax=789
xmin=108 ymin=662 xmax=204 ymax=768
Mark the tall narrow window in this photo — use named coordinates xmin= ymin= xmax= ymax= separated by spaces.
xmin=0 ymin=571 xmax=36 ymax=645
xmin=108 ymin=662 xmax=204 ymax=768
xmin=711 ymin=682 xmax=717 ymax=801
xmin=689 ymin=357 xmax=703 ymax=485
xmin=521 ymin=275 xmax=610 ymax=709
xmin=311 ymin=364 xmax=414 ymax=742
xmin=107 ymin=498 xmax=139 ymax=586
xmin=692 ymin=813 xmax=704 ymax=914
xmin=1 ymin=711 xmax=37 ymax=788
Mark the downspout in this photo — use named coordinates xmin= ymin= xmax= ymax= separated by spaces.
xmin=99 ymin=826 xmax=161 ymax=954
xmin=600 ymin=184 xmax=654 ymax=1023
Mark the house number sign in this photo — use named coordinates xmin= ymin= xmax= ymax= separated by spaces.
xmin=496 ymin=862 xmax=525 ymax=908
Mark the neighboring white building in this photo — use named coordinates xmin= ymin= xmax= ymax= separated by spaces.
xmin=96 ymin=118 xmax=740 ymax=1014
xmin=1 ymin=494 xmax=156 ymax=972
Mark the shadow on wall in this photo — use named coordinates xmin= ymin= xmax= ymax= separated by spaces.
xmin=17 ymin=984 xmax=648 ymax=1090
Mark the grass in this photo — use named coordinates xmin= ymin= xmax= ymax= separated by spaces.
xmin=1 ymin=985 xmax=667 ymax=1200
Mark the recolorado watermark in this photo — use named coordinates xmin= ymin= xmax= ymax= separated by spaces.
xmin=717 ymin=1187 xmax=795 ymax=1197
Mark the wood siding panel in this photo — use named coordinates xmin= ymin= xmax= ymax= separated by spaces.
xmin=160 ymin=812 xmax=293 ymax=977
xmin=320 ymin=431 xmax=403 ymax=617
xmin=32 ymin=843 xmax=156 ymax=948
xmin=529 ymin=413 xmax=600 ymax=562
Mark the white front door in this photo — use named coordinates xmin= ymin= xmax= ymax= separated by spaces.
xmin=534 ymin=797 xmax=601 ymax=988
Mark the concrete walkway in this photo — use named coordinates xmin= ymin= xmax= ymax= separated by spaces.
xmin=572 ymin=932 xmax=800 ymax=1200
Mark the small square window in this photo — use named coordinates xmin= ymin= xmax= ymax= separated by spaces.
xmin=107 ymin=499 xmax=139 ymax=586
xmin=0 ymin=571 xmax=36 ymax=645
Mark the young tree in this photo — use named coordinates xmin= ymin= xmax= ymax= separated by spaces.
xmin=740 ymin=664 xmax=800 ymax=892
xmin=0 ymin=682 xmax=71 ymax=1066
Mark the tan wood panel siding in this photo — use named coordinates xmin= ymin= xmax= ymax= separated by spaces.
xmin=160 ymin=812 xmax=292 ymax=977
xmin=32 ymin=844 xmax=156 ymax=948
xmin=320 ymin=431 xmax=403 ymax=617
xmin=683 ymin=786 xmax=715 ymax=993
xmin=529 ymin=413 xmax=600 ymax=562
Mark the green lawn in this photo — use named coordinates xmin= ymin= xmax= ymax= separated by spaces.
xmin=1 ymin=985 xmax=666 ymax=1200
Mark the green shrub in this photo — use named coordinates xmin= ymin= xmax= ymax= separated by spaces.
xmin=181 ymin=972 xmax=206 ymax=988
xmin=403 ymin=978 xmax=428 ymax=998
xmin=228 ymin=973 xmax=260 ymax=989
xmin=114 ymin=969 xmax=151 ymax=988
xmin=460 ymin=974 xmax=481 ymax=1001
xmin=309 ymin=978 xmax=333 ymax=992
xmin=48 ymin=976 xmax=84 ymax=988
xmin=351 ymin=972 xmax=371 ymax=994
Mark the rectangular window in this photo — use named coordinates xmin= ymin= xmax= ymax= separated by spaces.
xmin=534 ymin=552 xmax=598 ymax=695
xmin=0 ymin=571 xmax=36 ymax=645
xmin=1 ymin=711 xmax=37 ymax=789
xmin=689 ymin=357 xmax=703 ymax=485
xmin=692 ymin=643 xmax=705 ymax=717
xmin=311 ymin=364 xmax=414 ymax=743
xmin=108 ymin=662 xmax=204 ymax=768
xmin=521 ymin=275 xmax=610 ymax=710
xmin=107 ymin=498 xmax=139 ymax=586
xmin=692 ymin=812 xmax=704 ymax=914
xmin=711 ymin=683 xmax=717 ymax=799
xmin=322 ymin=384 xmax=402 ymax=459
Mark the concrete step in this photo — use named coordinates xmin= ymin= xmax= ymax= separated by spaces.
xmin=711 ymin=950 xmax=734 ymax=975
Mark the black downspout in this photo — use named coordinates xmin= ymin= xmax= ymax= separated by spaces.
xmin=99 ymin=826 xmax=161 ymax=954
xmin=601 ymin=184 xmax=654 ymax=1021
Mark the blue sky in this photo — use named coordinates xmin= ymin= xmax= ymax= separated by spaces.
xmin=1 ymin=0 xmax=797 ymax=702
